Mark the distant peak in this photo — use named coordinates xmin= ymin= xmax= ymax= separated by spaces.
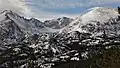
xmin=62 ymin=17 xmax=69 ymax=19
xmin=57 ymin=17 xmax=73 ymax=21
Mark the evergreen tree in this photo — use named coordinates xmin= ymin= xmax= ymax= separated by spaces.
xmin=118 ymin=7 xmax=120 ymax=14
xmin=118 ymin=7 xmax=120 ymax=19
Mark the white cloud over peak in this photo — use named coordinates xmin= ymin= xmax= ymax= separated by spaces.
xmin=0 ymin=0 xmax=120 ymax=20
xmin=0 ymin=0 xmax=75 ymax=20
xmin=0 ymin=0 xmax=32 ymax=16
xmin=24 ymin=0 xmax=120 ymax=20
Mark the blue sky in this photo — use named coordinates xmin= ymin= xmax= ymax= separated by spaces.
xmin=25 ymin=0 xmax=120 ymax=20
xmin=0 ymin=0 xmax=120 ymax=20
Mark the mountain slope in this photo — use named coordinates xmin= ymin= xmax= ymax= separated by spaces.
xmin=0 ymin=10 xmax=74 ymax=45
xmin=61 ymin=7 xmax=120 ymax=36
xmin=0 ymin=10 xmax=24 ymax=45
xmin=82 ymin=7 xmax=118 ymax=23
xmin=0 ymin=10 xmax=73 ymax=34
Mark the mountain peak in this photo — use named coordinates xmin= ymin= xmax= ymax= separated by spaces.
xmin=0 ymin=10 xmax=12 ymax=21
xmin=60 ymin=7 xmax=120 ymax=34
xmin=57 ymin=17 xmax=71 ymax=20
xmin=89 ymin=7 xmax=110 ymax=10
xmin=0 ymin=10 xmax=21 ymax=22
xmin=0 ymin=10 xmax=13 ymax=14
xmin=81 ymin=7 xmax=118 ymax=23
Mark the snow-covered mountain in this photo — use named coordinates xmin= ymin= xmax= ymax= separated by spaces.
xmin=0 ymin=7 xmax=120 ymax=68
xmin=44 ymin=17 xmax=73 ymax=29
xmin=0 ymin=10 xmax=25 ymax=45
xmin=0 ymin=10 xmax=73 ymax=34
xmin=61 ymin=7 xmax=120 ymax=36
xmin=0 ymin=10 xmax=73 ymax=45
xmin=0 ymin=10 xmax=45 ymax=34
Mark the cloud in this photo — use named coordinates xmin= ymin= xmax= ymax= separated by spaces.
xmin=0 ymin=0 xmax=75 ymax=20
xmin=24 ymin=0 xmax=120 ymax=20
xmin=0 ymin=0 xmax=32 ymax=16
xmin=0 ymin=0 xmax=120 ymax=20
xmin=26 ymin=0 xmax=120 ymax=9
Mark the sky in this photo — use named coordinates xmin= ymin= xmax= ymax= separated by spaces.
xmin=0 ymin=0 xmax=120 ymax=20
